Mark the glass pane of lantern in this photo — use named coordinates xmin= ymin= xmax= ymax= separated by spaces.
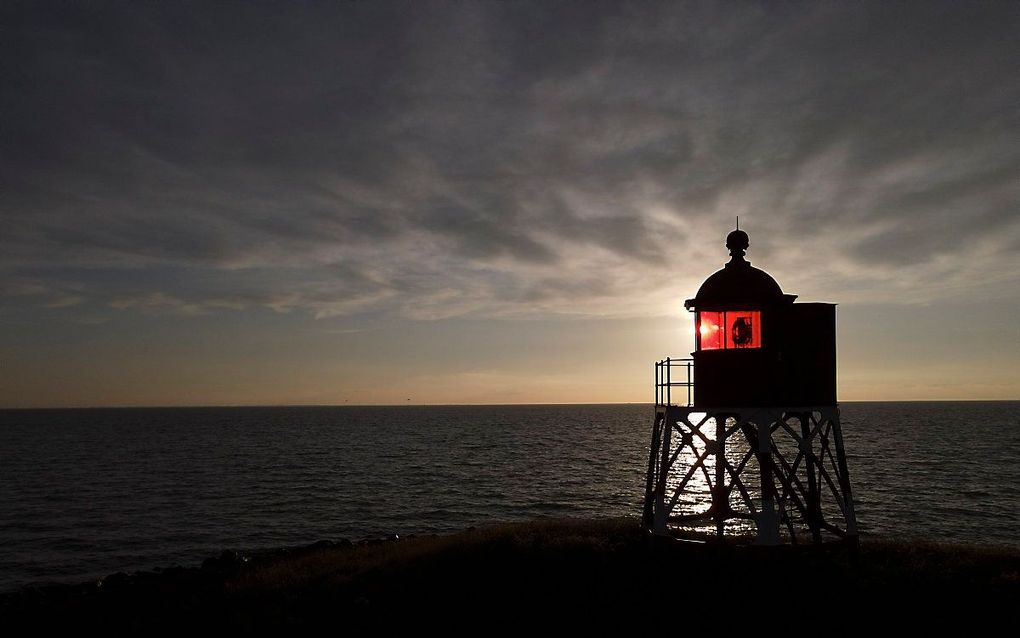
xmin=725 ymin=311 xmax=761 ymax=349
xmin=698 ymin=311 xmax=723 ymax=350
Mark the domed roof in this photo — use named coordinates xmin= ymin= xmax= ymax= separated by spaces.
xmin=684 ymin=230 xmax=793 ymax=309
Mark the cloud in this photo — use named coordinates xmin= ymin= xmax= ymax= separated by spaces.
xmin=2 ymin=2 xmax=1018 ymax=321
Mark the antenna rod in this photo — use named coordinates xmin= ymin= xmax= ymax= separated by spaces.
xmin=736 ymin=216 xmax=739 ymax=231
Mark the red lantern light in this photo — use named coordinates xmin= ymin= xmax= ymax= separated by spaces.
xmin=696 ymin=310 xmax=760 ymax=350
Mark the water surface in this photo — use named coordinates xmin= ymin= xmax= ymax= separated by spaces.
xmin=1 ymin=401 xmax=1017 ymax=590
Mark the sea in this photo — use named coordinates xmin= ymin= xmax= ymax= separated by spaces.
xmin=0 ymin=401 xmax=1017 ymax=592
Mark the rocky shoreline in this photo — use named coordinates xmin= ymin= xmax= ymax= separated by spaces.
xmin=2 ymin=518 xmax=1018 ymax=627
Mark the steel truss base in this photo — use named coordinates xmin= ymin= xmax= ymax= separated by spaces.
xmin=642 ymin=406 xmax=858 ymax=545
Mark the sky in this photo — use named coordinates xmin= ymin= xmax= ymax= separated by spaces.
xmin=2 ymin=1 xmax=1018 ymax=407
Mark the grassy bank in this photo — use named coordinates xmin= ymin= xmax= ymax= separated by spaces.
xmin=2 ymin=517 xmax=1018 ymax=627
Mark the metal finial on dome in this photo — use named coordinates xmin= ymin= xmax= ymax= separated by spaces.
xmin=726 ymin=228 xmax=749 ymax=261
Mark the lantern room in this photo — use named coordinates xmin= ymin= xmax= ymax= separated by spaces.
xmin=684 ymin=229 xmax=836 ymax=408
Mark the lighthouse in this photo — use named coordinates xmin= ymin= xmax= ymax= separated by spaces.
xmin=643 ymin=228 xmax=858 ymax=546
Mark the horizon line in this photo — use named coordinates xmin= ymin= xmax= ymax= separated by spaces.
xmin=2 ymin=398 xmax=1018 ymax=410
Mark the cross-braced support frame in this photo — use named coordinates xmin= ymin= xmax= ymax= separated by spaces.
xmin=642 ymin=406 xmax=858 ymax=545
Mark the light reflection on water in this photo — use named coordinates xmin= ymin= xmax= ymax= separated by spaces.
xmin=660 ymin=414 xmax=762 ymax=537
xmin=0 ymin=401 xmax=1017 ymax=590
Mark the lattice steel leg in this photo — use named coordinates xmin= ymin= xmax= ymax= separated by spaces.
xmin=755 ymin=415 xmax=780 ymax=545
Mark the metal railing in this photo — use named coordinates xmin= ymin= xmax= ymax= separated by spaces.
xmin=654 ymin=357 xmax=693 ymax=407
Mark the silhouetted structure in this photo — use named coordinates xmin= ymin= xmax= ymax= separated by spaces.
xmin=643 ymin=228 xmax=858 ymax=545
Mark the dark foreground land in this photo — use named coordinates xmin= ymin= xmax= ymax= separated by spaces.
xmin=2 ymin=518 xmax=1018 ymax=628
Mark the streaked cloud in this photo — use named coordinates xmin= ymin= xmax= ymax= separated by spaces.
xmin=4 ymin=2 xmax=1017 ymax=324
xmin=1 ymin=2 xmax=1018 ymax=406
